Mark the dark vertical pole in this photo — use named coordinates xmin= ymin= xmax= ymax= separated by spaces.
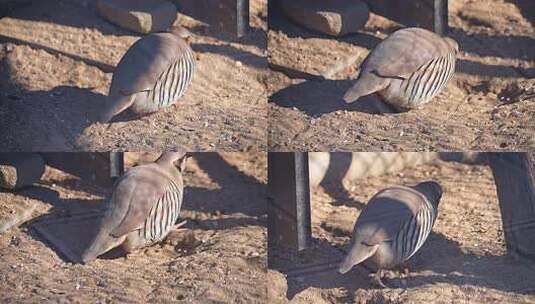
xmin=175 ymin=0 xmax=249 ymax=37
xmin=364 ymin=0 xmax=448 ymax=35
xmin=268 ymin=152 xmax=312 ymax=252
xmin=433 ymin=0 xmax=448 ymax=35
xmin=236 ymin=0 xmax=250 ymax=37
xmin=488 ymin=152 xmax=535 ymax=261
xmin=109 ymin=152 xmax=124 ymax=182
xmin=42 ymin=153 xmax=115 ymax=188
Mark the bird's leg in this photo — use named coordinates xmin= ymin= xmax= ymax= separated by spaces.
xmin=370 ymin=268 xmax=387 ymax=288
xmin=173 ymin=220 xmax=188 ymax=232
xmin=398 ymin=267 xmax=410 ymax=291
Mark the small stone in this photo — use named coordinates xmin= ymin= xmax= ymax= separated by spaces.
xmin=279 ymin=0 xmax=369 ymax=36
xmin=9 ymin=236 xmax=20 ymax=246
xmin=96 ymin=0 xmax=177 ymax=34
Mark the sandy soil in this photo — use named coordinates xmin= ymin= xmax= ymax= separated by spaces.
xmin=268 ymin=0 xmax=535 ymax=151
xmin=268 ymin=157 xmax=535 ymax=303
xmin=0 ymin=0 xmax=267 ymax=151
xmin=0 ymin=152 xmax=267 ymax=303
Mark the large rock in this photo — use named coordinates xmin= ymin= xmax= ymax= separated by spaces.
xmin=278 ymin=0 xmax=369 ymax=36
xmin=97 ymin=0 xmax=177 ymax=34
xmin=0 ymin=153 xmax=45 ymax=190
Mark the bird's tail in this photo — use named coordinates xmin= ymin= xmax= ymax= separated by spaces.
xmin=99 ymin=93 xmax=135 ymax=123
xmin=338 ymin=243 xmax=379 ymax=274
xmin=343 ymin=73 xmax=388 ymax=104
xmin=81 ymin=227 xmax=124 ymax=263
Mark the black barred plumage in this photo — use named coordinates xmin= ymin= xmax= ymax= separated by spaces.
xmin=141 ymin=180 xmax=183 ymax=244
xmin=339 ymin=181 xmax=442 ymax=287
xmin=81 ymin=152 xmax=188 ymax=263
xmin=149 ymin=46 xmax=195 ymax=109
xmin=100 ymin=27 xmax=196 ymax=123
xmin=393 ymin=197 xmax=436 ymax=262
xmin=343 ymin=27 xmax=458 ymax=110
xmin=394 ymin=48 xmax=456 ymax=107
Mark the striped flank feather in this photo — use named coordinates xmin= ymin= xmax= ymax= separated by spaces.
xmin=400 ymin=51 xmax=456 ymax=106
xmin=393 ymin=198 xmax=436 ymax=262
xmin=149 ymin=46 xmax=195 ymax=109
xmin=141 ymin=180 xmax=183 ymax=244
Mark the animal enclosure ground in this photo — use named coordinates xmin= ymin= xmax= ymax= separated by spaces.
xmin=268 ymin=159 xmax=535 ymax=303
xmin=267 ymin=0 xmax=535 ymax=151
xmin=0 ymin=152 xmax=267 ymax=303
xmin=0 ymin=0 xmax=267 ymax=151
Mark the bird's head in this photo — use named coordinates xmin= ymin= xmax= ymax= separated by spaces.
xmin=444 ymin=37 xmax=459 ymax=54
xmin=169 ymin=25 xmax=193 ymax=42
xmin=157 ymin=150 xmax=189 ymax=172
xmin=413 ymin=180 xmax=443 ymax=209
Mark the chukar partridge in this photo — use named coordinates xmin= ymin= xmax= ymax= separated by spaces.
xmin=344 ymin=27 xmax=458 ymax=110
xmin=81 ymin=152 xmax=188 ymax=262
xmin=339 ymin=181 xmax=442 ymax=287
xmin=100 ymin=26 xmax=196 ymax=123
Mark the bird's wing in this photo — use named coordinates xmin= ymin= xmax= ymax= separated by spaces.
xmin=105 ymin=165 xmax=170 ymax=238
xmin=362 ymin=28 xmax=452 ymax=79
xmin=110 ymin=33 xmax=189 ymax=96
xmin=356 ymin=187 xmax=422 ymax=245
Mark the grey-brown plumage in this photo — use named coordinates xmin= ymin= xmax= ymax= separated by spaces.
xmin=344 ymin=27 xmax=458 ymax=110
xmin=339 ymin=181 xmax=442 ymax=287
xmin=81 ymin=152 xmax=188 ymax=263
xmin=100 ymin=26 xmax=196 ymax=123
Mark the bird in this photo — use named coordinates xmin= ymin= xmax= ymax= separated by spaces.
xmin=99 ymin=25 xmax=196 ymax=123
xmin=81 ymin=151 xmax=188 ymax=263
xmin=343 ymin=27 xmax=458 ymax=111
xmin=338 ymin=180 xmax=443 ymax=287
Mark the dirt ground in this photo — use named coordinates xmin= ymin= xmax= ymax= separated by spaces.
xmin=0 ymin=0 xmax=267 ymax=151
xmin=267 ymin=0 xmax=535 ymax=151
xmin=0 ymin=152 xmax=267 ymax=303
xmin=268 ymin=157 xmax=535 ymax=303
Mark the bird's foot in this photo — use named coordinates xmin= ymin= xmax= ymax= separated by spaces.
xmin=173 ymin=220 xmax=188 ymax=232
xmin=369 ymin=269 xmax=387 ymax=288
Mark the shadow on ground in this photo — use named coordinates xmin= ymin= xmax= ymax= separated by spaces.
xmin=0 ymin=85 xmax=107 ymax=151
xmin=270 ymin=77 xmax=396 ymax=117
xmin=185 ymin=153 xmax=266 ymax=225
xmin=192 ymin=42 xmax=267 ymax=70
xmin=270 ymin=230 xmax=535 ymax=303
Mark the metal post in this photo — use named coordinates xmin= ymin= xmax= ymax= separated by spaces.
xmin=365 ymin=0 xmax=448 ymax=35
xmin=433 ymin=0 xmax=448 ymax=35
xmin=268 ymin=152 xmax=312 ymax=252
xmin=488 ymin=152 xmax=535 ymax=261
xmin=109 ymin=152 xmax=124 ymax=181
xmin=41 ymin=153 xmax=115 ymax=188
xmin=236 ymin=0 xmax=250 ymax=37
xmin=175 ymin=0 xmax=249 ymax=37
